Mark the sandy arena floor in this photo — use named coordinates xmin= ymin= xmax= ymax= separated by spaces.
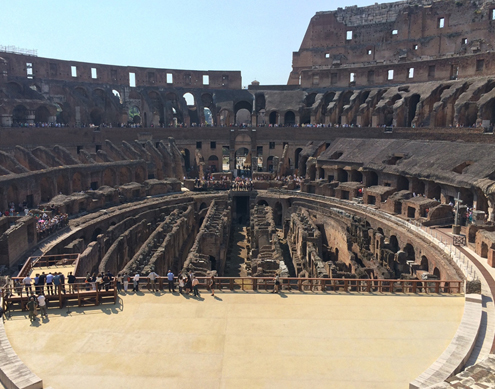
xmin=4 ymin=291 xmax=464 ymax=389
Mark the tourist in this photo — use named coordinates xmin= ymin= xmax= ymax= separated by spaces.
xmin=132 ymin=273 xmax=140 ymax=292
xmin=185 ymin=275 xmax=192 ymax=294
xmin=116 ymin=273 xmax=123 ymax=292
xmin=96 ymin=273 xmax=103 ymax=291
xmin=192 ymin=277 xmax=200 ymax=297
xmin=53 ymin=272 xmax=61 ymax=294
xmin=37 ymin=293 xmax=47 ymax=318
xmin=90 ymin=273 xmax=97 ymax=291
xmin=209 ymin=275 xmax=215 ymax=296
xmin=102 ymin=272 xmax=111 ymax=291
xmin=167 ymin=270 xmax=175 ymax=293
xmin=178 ymin=276 xmax=184 ymax=294
xmin=22 ymin=274 xmax=32 ymax=295
xmin=272 ymin=274 xmax=281 ymax=293
xmin=84 ymin=272 xmax=91 ymax=291
xmin=59 ymin=272 xmax=66 ymax=294
xmin=67 ymin=272 xmax=76 ymax=293
xmin=123 ymin=272 xmax=129 ymax=292
xmin=46 ymin=272 xmax=54 ymax=295
xmin=34 ymin=273 xmax=40 ymax=294
xmin=148 ymin=269 xmax=159 ymax=292
xmin=26 ymin=296 xmax=37 ymax=322
xmin=38 ymin=272 xmax=45 ymax=295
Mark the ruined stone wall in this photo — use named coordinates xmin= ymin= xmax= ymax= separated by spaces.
xmin=287 ymin=209 xmax=324 ymax=277
xmin=289 ymin=0 xmax=495 ymax=86
xmin=182 ymin=197 xmax=231 ymax=276
xmin=0 ymin=216 xmax=37 ymax=267
xmin=249 ymin=204 xmax=287 ymax=277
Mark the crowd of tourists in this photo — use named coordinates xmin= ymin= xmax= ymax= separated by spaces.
xmin=34 ymin=212 xmax=69 ymax=240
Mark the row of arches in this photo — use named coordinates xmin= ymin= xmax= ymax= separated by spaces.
xmin=1 ymin=165 xmax=147 ymax=209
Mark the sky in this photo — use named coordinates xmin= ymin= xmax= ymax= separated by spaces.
xmin=2 ymin=0 xmax=393 ymax=87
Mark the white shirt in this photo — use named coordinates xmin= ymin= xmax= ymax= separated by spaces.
xmin=133 ymin=274 xmax=140 ymax=282
xmin=148 ymin=272 xmax=157 ymax=281
xmin=37 ymin=295 xmax=46 ymax=306
xmin=23 ymin=276 xmax=32 ymax=285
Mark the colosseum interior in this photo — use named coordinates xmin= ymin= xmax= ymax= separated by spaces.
xmin=1 ymin=0 xmax=495 ymax=388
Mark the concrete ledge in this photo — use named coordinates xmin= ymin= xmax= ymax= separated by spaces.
xmin=409 ymin=294 xmax=483 ymax=389
xmin=0 ymin=299 xmax=43 ymax=389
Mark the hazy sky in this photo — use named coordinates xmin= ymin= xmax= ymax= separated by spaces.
xmin=2 ymin=0 xmax=392 ymax=86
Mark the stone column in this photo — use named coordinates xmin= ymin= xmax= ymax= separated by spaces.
xmin=1 ymin=114 xmax=12 ymax=127
xmin=27 ymin=110 xmax=35 ymax=124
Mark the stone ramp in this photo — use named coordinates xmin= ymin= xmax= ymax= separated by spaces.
xmin=0 ymin=315 xmax=42 ymax=389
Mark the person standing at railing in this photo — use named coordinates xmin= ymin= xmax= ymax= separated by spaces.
xmin=132 ymin=273 xmax=140 ymax=292
xmin=22 ymin=275 xmax=33 ymax=295
xmin=38 ymin=272 xmax=45 ymax=295
xmin=46 ymin=272 xmax=54 ymax=295
xmin=33 ymin=274 xmax=40 ymax=295
xmin=148 ymin=270 xmax=159 ymax=292
xmin=68 ymin=272 xmax=75 ymax=293
xmin=116 ymin=273 xmax=123 ymax=292
xmin=59 ymin=272 xmax=66 ymax=294
xmin=272 ymin=274 xmax=281 ymax=293
xmin=123 ymin=272 xmax=129 ymax=292
xmin=167 ymin=270 xmax=176 ymax=293
xmin=192 ymin=277 xmax=200 ymax=297
xmin=53 ymin=273 xmax=61 ymax=294
xmin=209 ymin=275 xmax=215 ymax=297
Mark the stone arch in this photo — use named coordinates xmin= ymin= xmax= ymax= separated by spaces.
xmin=135 ymin=166 xmax=146 ymax=183
xmin=90 ymin=108 xmax=104 ymax=125
xmin=458 ymin=102 xmax=478 ymax=127
xmin=420 ymin=255 xmax=429 ymax=271
xmin=269 ymin=111 xmax=278 ymax=125
xmin=128 ymin=106 xmax=141 ymax=124
xmin=12 ymin=105 xmax=28 ymax=124
xmin=183 ymin=148 xmax=191 ymax=171
xmin=257 ymin=200 xmax=269 ymax=206
xmin=119 ymin=166 xmax=132 ymax=184
xmin=403 ymin=243 xmax=415 ymax=261
xmin=368 ymin=171 xmax=378 ymax=186
xmin=7 ymin=184 xmax=19 ymax=204
xmin=74 ymin=86 xmax=89 ymax=100
xmin=397 ymin=176 xmax=409 ymax=191
xmin=103 ymin=168 xmax=116 ymax=187
xmin=308 ymin=164 xmax=316 ymax=180
xmin=255 ymin=94 xmax=265 ymax=112
xmin=407 ymin=94 xmax=420 ymax=127
xmin=208 ymin=155 xmax=219 ymax=173
xmin=72 ymin=172 xmax=83 ymax=192
xmin=294 ymin=148 xmax=303 ymax=172
xmin=389 ymin=235 xmax=399 ymax=253
xmin=7 ymin=82 xmax=23 ymax=96
xmin=234 ymin=100 xmax=252 ymax=118
xmin=433 ymin=267 xmax=441 ymax=279
xmin=56 ymin=175 xmax=70 ymax=195
xmin=199 ymin=202 xmax=208 ymax=211
xmin=284 ymin=111 xmax=296 ymax=126
xmin=305 ymin=93 xmax=317 ymax=107
xmin=35 ymin=106 xmax=51 ymax=123
xmin=39 ymin=177 xmax=54 ymax=203
xmin=219 ymin=108 xmax=232 ymax=126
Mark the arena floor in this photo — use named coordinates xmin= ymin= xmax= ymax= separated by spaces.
xmin=4 ymin=291 xmax=464 ymax=389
